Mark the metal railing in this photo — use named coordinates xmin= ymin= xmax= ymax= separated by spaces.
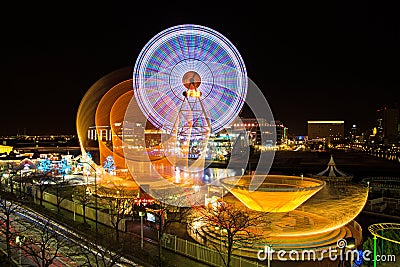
xmin=162 ymin=233 xmax=262 ymax=267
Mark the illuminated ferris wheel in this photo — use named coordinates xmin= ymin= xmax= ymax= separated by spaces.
xmin=132 ymin=24 xmax=248 ymax=135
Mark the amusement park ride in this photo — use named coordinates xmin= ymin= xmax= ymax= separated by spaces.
xmin=73 ymin=24 xmax=371 ymax=260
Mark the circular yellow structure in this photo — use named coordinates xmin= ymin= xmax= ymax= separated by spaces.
xmin=368 ymin=223 xmax=400 ymax=244
xmin=189 ymin=181 xmax=368 ymax=259
xmin=220 ymin=175 xmax=325 ymax=212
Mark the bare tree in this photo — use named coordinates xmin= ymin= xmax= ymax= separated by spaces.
xmin=99 ymin=185 xmax=135 ymax=242
xmin=6 ymin=169 xmax=17 ymax=195
xmin=73 ymin=184 xmax=93 ymax=225
xmin=14 ymin=171 xmax=35 ymax=200
xmin=0 ymin=162 xmax=6 ymax=191
xmin=0 ymin=163 xmax=16 ymax=194
xmin=196 ymin=201 xmax=265 ymax=267
xmin=50 ymin=181 xmax=71 ymax=214
xmin=0 ymin=191 xmax=21 ymax=261
xmin=32 ymin=174 xmax=54 ymax=207
xmin=21 ymin=220 xmax=74 ymax=267
xmin=79 ymin=230 xmax=129 ymax=267
xmin=13 ymin=160 xmax=37 ymax=200
xmin=149 ymin=189 xmax=197 ymax=266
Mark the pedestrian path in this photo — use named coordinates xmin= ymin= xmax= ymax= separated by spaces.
xmin=36 ymin=200 xmax=210 ymax=266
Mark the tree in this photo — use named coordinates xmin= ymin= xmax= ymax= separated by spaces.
xmin=33 ymin=157 xmax=71 ymax=207
xmin=52 ymin=181 xmax=71 ymax=214
xmin=32 ymin=174 xmax=55 ymax=207
xmin=7 ymin=170 xmax=16 ymax=195
xmin=386 ymin=230 xmax=400 ymax=255
xmin=37 ymin=158 xmax=52 ymax=173
xmin=79 ymin=230 xmax=129 ymax=267
xmin=13 ymin=159 xmax=37 ymax=200
xmin=149 ymin=189 xmax=199 ymax=266
xmin=0 ymin=162 xmax=7 ymax=192
xmin=103 ymin=156 xmax=116 ymax=175
xmin=195 ymin=201 xmax=265 ymax=267
xmin=58 ymin=158 xmax=71 ymax=182
xmin=99 ymin=185 xmax=135 ymax=242
xmin=72 ymin=184 xmax=93 ymax=225
xmin=21 ymin=220 xmax=75 ymax=267
xmin=0 ymin=191 xmax=22 ymax=261
xmin=48 ymin=158 xmax=74 ymax=213
xmin=13 ymin=171 xmax=33 ymax=200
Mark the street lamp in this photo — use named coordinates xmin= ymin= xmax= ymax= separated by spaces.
xmin=72 ymin=194 xmax=77 ymax=221
xmin=16 ymin=235 xmax=25 ymax=266
xmin=79 ymin=160 xmax=98 ymax=234
xmin=139 ymin=211 xmax=145 ymax=249
xmin=0 ymin=165 xmax=3 ymax=191
xmin=19 ymin=170 xmax=22 ymax=199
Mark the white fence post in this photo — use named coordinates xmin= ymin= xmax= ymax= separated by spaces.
xmin=175 ymin=235 xmax=177 ymax=251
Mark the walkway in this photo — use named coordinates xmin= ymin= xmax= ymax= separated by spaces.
xmin=32 ymin=200 xmax=209 ymax=266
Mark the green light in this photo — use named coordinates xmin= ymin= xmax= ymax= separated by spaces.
xmin=373 ymin=235 xmax=377 ymax=267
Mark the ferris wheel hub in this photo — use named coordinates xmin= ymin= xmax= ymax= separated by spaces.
xmin=182 ymin=71 xmax=201 ymax=90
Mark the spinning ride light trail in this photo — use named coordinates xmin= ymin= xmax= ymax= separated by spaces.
xmin=189 ymin=182 xmax=369 ymax=258
xmin=220 ymin=175 xmax=326 ymax=212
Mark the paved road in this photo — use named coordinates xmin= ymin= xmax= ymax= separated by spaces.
xmin=1 ymin=200 xmax=139 ymax=266
xmin=36 ymin=200 xmax=210 ymax=267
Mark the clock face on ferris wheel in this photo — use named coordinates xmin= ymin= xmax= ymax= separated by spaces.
xmin=132 ymin=24 xmax=248 ymax=134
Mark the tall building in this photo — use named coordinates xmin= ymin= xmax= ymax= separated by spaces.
xmin=307 ymin=121 xmax=344 ymax=145
xmin=233 ymin=118 xmax=287 ymax=147
xmin=349 ymin=124 xmax=358 ymax=143
xmin=274 ymin=120 xmax=288 ymax=145
xmin=376 ymin=107 xmax=399 ymax=145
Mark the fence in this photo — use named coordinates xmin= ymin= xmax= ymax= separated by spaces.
xmin=383 ymin=197 xmax=400 ymax=209
xmin=365 ymin=197 xmax=387 ymax=212
xmin=162 ymin=233 xmax=262 ymax=267
xmin=365 ymin=197 xmax=400 ymax=214
xmin=32 ymin=189 xmax=126 ymax=231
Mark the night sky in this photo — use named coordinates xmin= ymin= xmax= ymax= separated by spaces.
xmin=1 ymin=2 xmax=399 ymax=136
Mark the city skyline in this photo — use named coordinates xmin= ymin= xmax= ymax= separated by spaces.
xmin=1 ymin=3 xmax=398 ymax=136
